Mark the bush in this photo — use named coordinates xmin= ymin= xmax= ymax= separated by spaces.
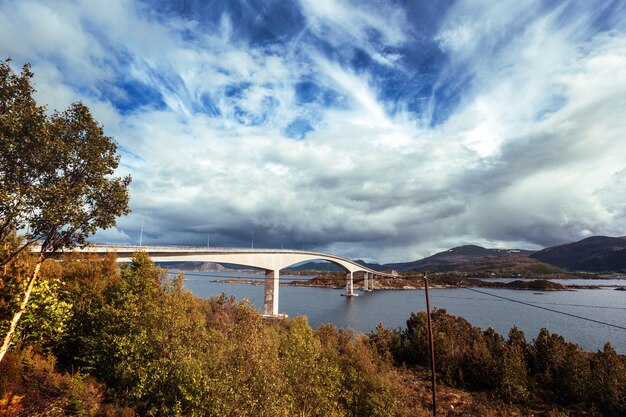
xmin=0 ymin=347 xmax=108 ymax=416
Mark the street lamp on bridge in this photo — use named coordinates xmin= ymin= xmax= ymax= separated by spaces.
xmin=139 ymin=217 xmax=144 ymax=247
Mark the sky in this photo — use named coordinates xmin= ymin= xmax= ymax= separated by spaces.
xmin=1 ymin=0 xmax=626 ymax=263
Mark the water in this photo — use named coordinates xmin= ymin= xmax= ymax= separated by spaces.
xmin=479 ymin=277 xmax=626 ymax=286
xmin=178 ymin=271 xmax=626 ymax=353
xmin=179 ymin=270 xmax=314 ymax=281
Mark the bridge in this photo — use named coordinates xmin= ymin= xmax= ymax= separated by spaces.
xmin=59 ymin=245 xmax=397 ymax=318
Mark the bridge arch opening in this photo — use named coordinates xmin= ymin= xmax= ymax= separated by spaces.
xmin=283 ymin=259 xmax=349 ymax=274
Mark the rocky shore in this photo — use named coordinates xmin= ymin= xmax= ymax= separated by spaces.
xmin=203 ymin=273 xmax=577 ymax=291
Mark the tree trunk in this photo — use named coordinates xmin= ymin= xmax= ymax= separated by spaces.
xmin=0 ymin=254 xmax=43 ymax=363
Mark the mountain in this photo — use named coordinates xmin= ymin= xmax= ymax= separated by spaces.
xmin=385 ymin=245 xmax=535 ymax=272
xmin=530 ymin=236 xmax=626 ymax=272
xmin=434 ymin=254 xmax=565 ymax=275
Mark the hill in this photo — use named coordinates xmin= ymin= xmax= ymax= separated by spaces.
xmin=437 ymin=254 xmax=566 ymax=276
xmin=385 ymin=245 xmax=535 ymax=272
xmin=531 ymin=236 xmax=626 ymax=272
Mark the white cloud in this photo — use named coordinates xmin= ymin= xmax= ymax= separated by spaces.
xmin=1 ymin=0 xmax=625 ymax=262
xmin=298 ymin=0 xmax=409 ymax=66
xmin=298 ymin=0 xmax=407 ymax=46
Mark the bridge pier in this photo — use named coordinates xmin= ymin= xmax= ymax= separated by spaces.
xmin=371 ymin=274 xmax=375 ymax=290
xmin=363 ymin=272 xmax=370 ymax=291
xmin=263 ymin=269 xmax=286 ymax=318
xmin=343 ymin=271 xmax=358 ymax=297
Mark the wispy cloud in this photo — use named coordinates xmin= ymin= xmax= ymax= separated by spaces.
xmin=1 ymin=0 xmax=625 ymax=262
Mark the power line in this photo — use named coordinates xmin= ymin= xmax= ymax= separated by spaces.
xmin=430 ymin=294 xmax=626 ymax=311
xmin=463 ymin=287 xmax=626 ymax=331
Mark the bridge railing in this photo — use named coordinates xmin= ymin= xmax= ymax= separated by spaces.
xmin=30 ymin=243 xmax=396 ymax=277
xmin=84 ymin=244 xmax=338 ymax=255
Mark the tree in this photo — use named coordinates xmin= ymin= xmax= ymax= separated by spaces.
xmin=0 ymin=59 xmax=131 ymax=363
xmin=0 ymin=60 xmax=48 ymax=261
xmin=497 ymin=344 xmax=530 ymax=402
xmin=590 ymin=342 xmax=626 ymax=416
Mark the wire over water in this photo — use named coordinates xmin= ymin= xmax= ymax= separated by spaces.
xmin=463 ymin=287 xmax=626 ymax=331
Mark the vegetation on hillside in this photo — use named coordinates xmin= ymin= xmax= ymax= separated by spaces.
xmin=369 ymin=311 xmax=625 ymax=416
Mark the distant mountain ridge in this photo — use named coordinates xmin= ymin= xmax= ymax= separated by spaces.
xmin=384 ymin=245 xmax=535 ymax=272
xmin=286 ymin=245 xmax=538 ymax=273
xmin=530 ymin=236 xmax=626 ymax=272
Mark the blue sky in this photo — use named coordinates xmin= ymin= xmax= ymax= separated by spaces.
xmin=1 ymin=0 xmax=626 ymax=262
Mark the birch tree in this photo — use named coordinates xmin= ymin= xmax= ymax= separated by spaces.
xmin=0 ymin=59 xmax=131 ymax=362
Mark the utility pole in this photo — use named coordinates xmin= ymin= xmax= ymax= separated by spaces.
xmin=424 ymin=273 xmax=437 ymax=416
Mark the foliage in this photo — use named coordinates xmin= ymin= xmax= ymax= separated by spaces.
xmin=368 ymin=309 xmax=626 ymax=416
xmin=590 ymin=342 xmax=626 ymax=416
xmin=0 ymin=61 xmax=48 ymax=252
xmin=2 ymin=249 xmax=624 ymax=416
xmin=277 ymin=317 xmax=343 ymax=416
xmin=1 ymin=237 xmax=71 ymax=351
xmin=34 ymin=252 xmax=412 ymax=416
xmin=0 ymin=58 xmax=131 ymax=364
xmin=0 ymin=233 xmax=35 ymax=334
xmin=495 ymin=326 xmax=531 ymax=402
xmin=317 ymin=324 xmax=411 ymax=417
xmin=0 ymin=347 xmax=113 ymax=416
xmin=395 ymin=310 xmax=500 ymax=389
xmin=16 ymin=260 xmax=72 ymax=349
xmin=0 ymin=59 xmax=132 ymax=261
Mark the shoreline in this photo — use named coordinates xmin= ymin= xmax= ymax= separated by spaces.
xmin=195 ymin=277 xmax=626 ymax=291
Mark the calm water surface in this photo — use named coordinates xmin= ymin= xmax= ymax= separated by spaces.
xmin=480 ymin=277 xmax=626 ymax=286
xmin=178 ymin=271 xmax=626 ymax=353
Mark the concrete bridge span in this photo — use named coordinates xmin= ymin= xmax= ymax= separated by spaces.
xmin=60 ymin=245 xmax=396 ymax=318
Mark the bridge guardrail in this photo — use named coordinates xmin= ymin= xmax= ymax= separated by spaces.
xmin=30 ymin=243 xmax=396 ymax=277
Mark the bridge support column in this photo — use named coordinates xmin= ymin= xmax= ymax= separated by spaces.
xmin=363 ymin=272 xmax=370 ymax=291
xmin=263 ymin=269 xmax=286 ymax=318
xmin=371 ymin=274 xmax=376 ymax=290
xmin=342 ymin=271 xmax=358 ymax=297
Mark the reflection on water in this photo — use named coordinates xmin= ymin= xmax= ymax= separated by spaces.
xmin=176 ymin=271 xmax=626 ymax=353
